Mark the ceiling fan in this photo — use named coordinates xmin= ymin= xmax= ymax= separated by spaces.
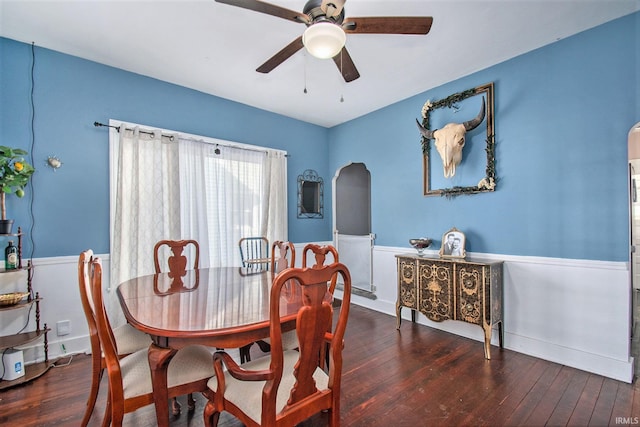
xmin=215 ymin=0 xmax=433 ymax=82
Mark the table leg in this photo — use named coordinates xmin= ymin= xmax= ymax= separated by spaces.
xmin=148 ymin=344 xmax=178 ymax=427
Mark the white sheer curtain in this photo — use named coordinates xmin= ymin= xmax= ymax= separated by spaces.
xmin=110 ymin=126 xmax=181 ymax=279
xmin=108 ymin=124 xmax=180 ymax=324
xmin=176 ymin=138 xmax=288 ymax=267
xmin=108 ymin=120 xmax=287 ymax=322
xmin=263 ymin=150 xmax=288 ymax=245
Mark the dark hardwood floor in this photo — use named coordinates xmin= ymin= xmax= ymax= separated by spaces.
xmin=2 ymin=303 xmax=640 ymax=426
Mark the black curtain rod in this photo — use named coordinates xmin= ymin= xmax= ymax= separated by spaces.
xmin=93 ymin=121 xmax=289 ymax=156
xmin=93 ymin=121 xmax=175 ymax=141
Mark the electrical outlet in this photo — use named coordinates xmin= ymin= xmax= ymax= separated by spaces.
xmin=56 ymin=320 xmax=71 ymax=336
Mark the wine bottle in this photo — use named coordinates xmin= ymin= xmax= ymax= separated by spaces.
xmin=5 ymin=240 xmax=18 ymax=270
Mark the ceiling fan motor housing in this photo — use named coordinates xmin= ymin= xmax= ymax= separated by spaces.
xmin=303 ymin=0 xmax=345 ymax=25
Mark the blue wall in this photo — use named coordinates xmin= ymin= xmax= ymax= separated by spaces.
xmin=1 ymin=12 xmax=638 ymax=261
xmin=0 ymin=37 xmax=332 ymax=257
xmin=329 ymin=12 xmax=639 ymax=262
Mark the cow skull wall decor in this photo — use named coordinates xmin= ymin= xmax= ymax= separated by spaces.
xmin=416 ymin=97 xmax=486 ymax=178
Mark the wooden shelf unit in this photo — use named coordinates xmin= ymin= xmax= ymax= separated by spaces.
xmin=0 ymin=227 xmax=52 ymax=390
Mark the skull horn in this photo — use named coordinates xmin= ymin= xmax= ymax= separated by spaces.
xmin=463 ymin=97 xmax=486 ymax=131
xmin=415 ymin=119 xmax=435 ymax=139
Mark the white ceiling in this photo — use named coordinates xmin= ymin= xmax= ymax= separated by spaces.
xmin=1 ymin=0 xmax=638 ymax=128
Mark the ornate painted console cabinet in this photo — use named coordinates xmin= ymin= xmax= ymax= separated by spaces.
xmin=395 ymin=253 xmax=504 ymax=359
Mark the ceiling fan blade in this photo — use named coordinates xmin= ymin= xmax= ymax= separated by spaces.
xmin=332 ymin=47 xmax=360 ymax=82
xmin=343 ymin=16 xmax=433 ymax=35
xmin=256 ymin=36 xmax=304 ymax=74
xmin=215 ymin=0 xmax=310 ymax=24
xmin=321 ymin=0 xmax=346 ymax=18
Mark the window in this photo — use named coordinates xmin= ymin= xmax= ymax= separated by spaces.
xmin=108 ymin=120 xmax=287 ymax=292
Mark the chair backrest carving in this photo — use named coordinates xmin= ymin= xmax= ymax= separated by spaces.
xmin=301 ymin=244 xmax=339 ymax=269
xmin=153 ymin=240 xmax=200 ymax=294
xmin=302 ymin=244 xmax=340 ymax=294
xmin=270 ymin=240 xmax=296 ymax=274
xmin=153 ymin=239 xmax=200 ymax=276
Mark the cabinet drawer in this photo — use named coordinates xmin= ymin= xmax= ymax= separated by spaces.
xmin=418 ymin=260 xmax=453 ymax=322
xmin=455 ymin=264 xmax=487 ymax=326
xmin=398 ymin=258 xmax=418 ymax=310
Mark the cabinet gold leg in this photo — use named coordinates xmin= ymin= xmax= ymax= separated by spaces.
xmin=483 ymin=326 xmax=492 ymax=360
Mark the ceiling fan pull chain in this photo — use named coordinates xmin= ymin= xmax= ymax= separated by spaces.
xmin=339 ymin=50 xmax=344 ymax=103
xmin=303 ymin=52 xmax=308 ymax=94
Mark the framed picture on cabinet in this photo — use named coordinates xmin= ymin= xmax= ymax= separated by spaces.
xmin=439 ymin=227 xmax=466 ymax=259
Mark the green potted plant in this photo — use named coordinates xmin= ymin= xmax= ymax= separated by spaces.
xmin=0 ymin=146 xmax=35 ymax=234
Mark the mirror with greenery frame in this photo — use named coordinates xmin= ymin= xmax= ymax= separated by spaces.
xmin=418 ymin=82 xmax=496 ymax=197
xmin=297 ymin=169 xmax=323 ymax=218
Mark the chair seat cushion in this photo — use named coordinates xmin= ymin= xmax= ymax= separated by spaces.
xmin=262 ymin=331 xmax=299 ymax=351
xmin=206 ymin=350 xmax=329 ymax=423
xmin=121 ymin=345 xmax=215 ymax=399
xmin=113 ymin=323 xmax=153 ymax=355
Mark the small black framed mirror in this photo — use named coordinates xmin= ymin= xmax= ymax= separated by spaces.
xmin=297 ymin=169 xmax=323 ymax=218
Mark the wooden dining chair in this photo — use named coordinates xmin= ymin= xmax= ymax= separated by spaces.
xmin=153 ymin=239 xmax=200 ymax=410
xmin=202 ymin=258 xmax=352 ymax=427
xmin=153 ymin=239 xmax=200 ymax=277
xmin=269 ymin=241 xmax=300 ymax=351
xmin=239 ymin=237 xmax=269 ymax=271
xmin=239 ymin=241 xmax=297 ymax=363
xmin=89 ymin=256 xmax=215 ymax=427
xmin=77 ymin=249 xmax=153 ymax=427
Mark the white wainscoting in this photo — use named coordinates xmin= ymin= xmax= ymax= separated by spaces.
xmin=331 ymin=246 xmax=635 ymax=383
xmin=0 ymin=254 xmax=112 ymax=367
xmin=7 ymin=246 xmax=635 ymax=383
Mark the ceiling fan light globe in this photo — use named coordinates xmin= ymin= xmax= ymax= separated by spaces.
xmin=302 ymin=22 xmax=346 ymax=59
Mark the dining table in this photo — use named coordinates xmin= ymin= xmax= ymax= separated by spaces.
xmin=117 ymin=266 xmax=306 ymax=427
